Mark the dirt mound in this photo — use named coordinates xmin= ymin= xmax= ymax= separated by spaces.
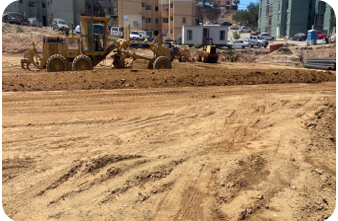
xmin=275 ymin=47 xmax=293 ymax=55
xmin=2 ymin=63 xmax=335 ymax=92
xmin=2 ymin=22 xmax=67 ymax=54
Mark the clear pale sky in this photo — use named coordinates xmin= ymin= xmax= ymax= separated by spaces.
xmin=237 ymin=0 xmax=259 ymax=10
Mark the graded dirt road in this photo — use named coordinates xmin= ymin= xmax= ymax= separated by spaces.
xmin=2 ymin=55 xmax=336 ymax=221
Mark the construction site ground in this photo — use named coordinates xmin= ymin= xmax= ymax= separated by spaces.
xmin=2 ymin=24 xmax=337 ymax=221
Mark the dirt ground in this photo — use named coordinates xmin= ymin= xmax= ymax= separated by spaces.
xmin=2 ymin=22 xmax=337 ymax=221
xmin=2 ymin=48 xmax=336 ymax=221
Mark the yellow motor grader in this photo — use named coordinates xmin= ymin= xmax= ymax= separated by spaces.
xmin=21 ymin=16 xmax=173 ymax=72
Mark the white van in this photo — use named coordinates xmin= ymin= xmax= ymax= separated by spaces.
xmin=110 ymin=27 xmax=123 ymax=38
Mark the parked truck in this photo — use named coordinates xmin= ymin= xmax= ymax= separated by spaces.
xmin=248 ymin=36 xmax=269 ymax=48
xmin=182 ymin=25 xmax=230 ymax=47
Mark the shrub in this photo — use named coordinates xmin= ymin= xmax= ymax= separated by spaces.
xmin=16 ymin=26 xmax=24 ymax=33
xmin=233 ymin=31 xmax=240 ymax=39
xmin=230 ymin=5 xmax=238 ymax=10
xmin=193 ymin=43 xmax=199 ymax=48
xmin=4 ymin=23 xmax=10 ymax=27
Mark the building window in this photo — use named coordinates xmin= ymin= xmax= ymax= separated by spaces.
xmin=187 ymin=30 xmax=193 ymax=40
xmin=155 ymin=6 xmax=158 ymax=11
xmin=19 ymin=0 xmax=23 ymax=4
xmin=108 ymin=0 xmax=111 ymax=2
xmin=146 ymin=18 xmax=151 ymax=23
xmin=42 ymin=2 xmax=45 ymax=8
xmin=170 ymin=16 xmax=173 ymax=21
xmin=155 ymin=19 xmax=158 ymax=24
xmin=109 ymin=8 xmax=111 ymax=12
xmin=220 ymin=30 xmax=225 ymax=40
xmin=142 ymin=16 xmax=145 ymax=21
xmin=145 ymin=5 xmax=151 ymax=10
xmin=170 ymin=30 xmax=173 ymax=34
xmin=170 ymin=3 xmax=173 ymax=8
xmin=142 ymin=3 xmax=145 ymax=7
xmin=163 ymin=5 xmax=169 ymax=11
xmin=163 ymin=18 xmax=168 ymax=23
xmin=182 ymin=17 xmax=186 ymax=23
xmin=226 ymin=1 xmax=230 ymax=4
xmin=29 ymin=1 xmax=36 ymax=7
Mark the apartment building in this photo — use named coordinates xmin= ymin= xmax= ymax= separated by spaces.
xmin=118 ymin=0 xmax=196 ymax=39
xmin=258 ymin=0 xmax=335 ymax=38
xmin=4 ymin=0 xmax=115 ymax=26
xmin=218 ymin=0 xmax=232 ymax=10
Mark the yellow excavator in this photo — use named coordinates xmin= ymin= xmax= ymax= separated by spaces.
xmin=21 ymin=16 xmax=173 ymax=71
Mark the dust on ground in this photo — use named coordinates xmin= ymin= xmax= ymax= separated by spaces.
xmin=2 ymin=23 xmax=336 ymax=221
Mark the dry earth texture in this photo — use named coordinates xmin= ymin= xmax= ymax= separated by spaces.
xmin=2 ymin=23 xmax=337 ymax=221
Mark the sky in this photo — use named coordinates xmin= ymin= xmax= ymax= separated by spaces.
xmin=237 ymin=0 xmax=259 ymax=10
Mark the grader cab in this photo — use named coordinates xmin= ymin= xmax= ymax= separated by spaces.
xmin=21 ymin=16 xmax=173 ymax=72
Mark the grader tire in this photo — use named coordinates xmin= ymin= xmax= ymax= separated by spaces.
xmin=180 ymin=56 xmax=188 ymax=62
xmin=46 ymin=54 xmax=67 ymax=72
xmin=154 ymin=56 xmax=171 ymax=69
xmin=170 ymin=50 xmax=175 ymax=62
xmin=72 ymin=54 xmax=93 ymax=71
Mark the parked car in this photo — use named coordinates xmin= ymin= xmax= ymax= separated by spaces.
xmin=317 ymin=31 xmax=326 ymax=39
xmin=28 ymin=18 xmax=40 ymax=26
xmin=150 ymin=35 xmax=157 ymax=42
xmin=250 ymin=31 xmax=260 ymax=36
xmin=163 ymin=36 xmax=171 ymax=43
xmin=230 ymin=25 xmax=239 ymax=30
xmin=51 ymin=18 xmax=69 ymax=31
xmin=248 ymin=36 xmax=269 ymax=48
xmin=239 ymin=26 xmax=251 ymax=33
xmin=75 ymin=25 xmax=80 ymax=34
xmin=331 ymin=33 xmax=336 ymax=43
xmin=205 ymin=21 xmax=212 ymax=25
xmin=293 ymin=32 xmax=307 ymax=41
xmin=75 ymin=24 xmax=106 ymax=35
xmin=220 ymin=21 xmax=232 ymax=26
xmin=138 ymin=30 xmax=149 ymax=40
xmin=226 ymin=39 xmax=248 ymax=49
xmin=130 ymin=31 xmax=141 ymax=40
xmin=2 ymin=14 xmax=9 ymax=23
xmin=110 ymin=27 xmax=123 ymax=38
xmin=8 ymin=12 xmax=29 ymax=25
xmin=259 ymin=32 xmax=275 ymax=40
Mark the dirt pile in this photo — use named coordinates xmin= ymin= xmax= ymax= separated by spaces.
xmin=2 ymin=22 xmax=64 ymax=54
xmin=2 ymin=63 xmax=335 ymax=92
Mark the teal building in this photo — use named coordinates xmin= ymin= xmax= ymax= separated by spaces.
xmin=258 ymin=0 xmax=335 ymax=38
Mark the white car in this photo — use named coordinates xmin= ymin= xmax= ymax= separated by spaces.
xmin=331 ymin=33 xmax=336 ymax=43
xmin=259 ymin=32 xmax=275 ymax=40
xmin=239 ymin=26 xmax=251 ymax=33
xmin=130 ymin=31 xmax=141 ymax=40
xmin=227 ymin=39 xmax=248 ymax=49
xmin=110 ymin=27 xmax=123 ymax=38
xmin=138 ymin=30 xmax=149 ymax=40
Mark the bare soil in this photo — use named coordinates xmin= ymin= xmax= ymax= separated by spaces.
xmin=2 ymin=51 xmax=336 ymax=221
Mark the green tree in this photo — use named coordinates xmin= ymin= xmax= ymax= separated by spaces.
xmin=233 ymin=31 xmax=240 ymax=39
xmin=213 ymin=1 xmax=220 ymax=8
xmin=246 ymin=1 xmax=259 ymax=22
xmin=234 ymin=0 xmax=240 ymax=7
xmin=232 ymin=10 xmax=255 ymax=24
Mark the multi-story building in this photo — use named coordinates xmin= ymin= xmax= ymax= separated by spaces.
xmin=258 ymin=0 xmax=335 ymax=38
xmin=4 ymin=0 xmax=114 ymax=27
xmin=218 ymin=0 xmax=232 ymax=10
xmin=118 ymin=0 xmax=196 ymax=39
